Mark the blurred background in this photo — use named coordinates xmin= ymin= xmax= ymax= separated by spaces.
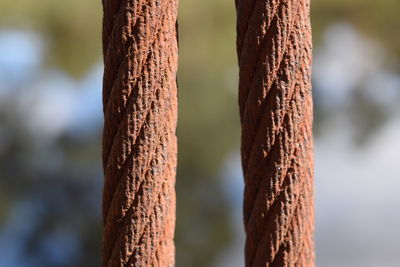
xmin=0 ymin=0 xmax=399 ymax=266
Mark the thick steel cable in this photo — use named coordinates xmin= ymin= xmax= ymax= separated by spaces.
xmin=101 ymin=0 xmax=178 ymax=266
xmin=236 ymin=0 xmax=314 ymax=266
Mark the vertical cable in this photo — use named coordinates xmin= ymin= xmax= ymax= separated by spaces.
xmin=236 ymin=0 xmax=314 ymax=265
xmin=101 ymin=0 xmax=178 ymax=266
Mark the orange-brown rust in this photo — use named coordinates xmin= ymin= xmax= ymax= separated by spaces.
xmin=101 ymin=0 xmax=178 ymax=266
xmin=236 ymin=0 xmax=314 ymax=266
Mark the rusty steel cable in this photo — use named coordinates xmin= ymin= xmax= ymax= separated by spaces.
xmin=101 ymin=0 xmax=178 ymax=266
xmin=236 ymin=0 xmax=315 ymax=266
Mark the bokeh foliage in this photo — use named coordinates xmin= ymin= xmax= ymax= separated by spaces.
xmin=312 ymin=0 xmax=400 ymax=61
xmin=0 ymin=0 xmax=102 ymax=77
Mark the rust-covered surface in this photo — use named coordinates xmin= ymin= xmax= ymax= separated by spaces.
xmin=101 ymin=0 xmax=178 ymax=266
xmin=236 ymin=0 xmax=315 ymax=266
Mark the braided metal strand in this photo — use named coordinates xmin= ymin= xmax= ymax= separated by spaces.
xmin=101 ymin=0 xmax=178 ymax=266
xmin=236 ymin=0 xmax=314 ymax=266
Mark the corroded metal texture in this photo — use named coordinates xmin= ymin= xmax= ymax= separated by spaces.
xmin=236 ymin=0 xmax=315 ymax=266
xmin=101 ymin=0 xmax=178 ymax=266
